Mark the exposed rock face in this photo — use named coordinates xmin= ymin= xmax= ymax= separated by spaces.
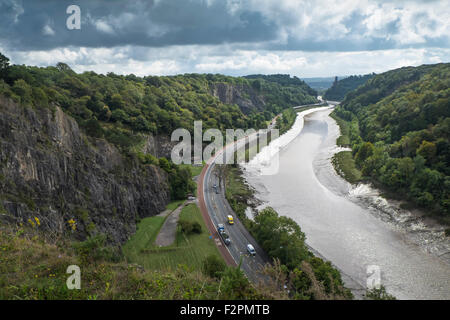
xmin=209 ymin=83 xmax=266 ymax=114
xmin=0 ymin=96 xmax=170 ymax=244
xmin=143 ymin=134 xmax=177 ymax=159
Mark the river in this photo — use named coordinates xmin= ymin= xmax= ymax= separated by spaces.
xmin=241 ymin=107 xmax=450 ymax=300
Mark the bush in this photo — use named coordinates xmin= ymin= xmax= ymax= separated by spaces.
xmin=178 ymin=220 xmax=202 ymax=235
xmin=202 ymin=254 xmax=226 ymax=278
xmin=137 ymin=152 xmax=159 ymax=166
xmin=83 ymin=118 xmax=104 ymax=138
xmin=220 ymin=265 xmax=257 ymax=299
xmin=72 ymin=234 xmax=122 ymax=263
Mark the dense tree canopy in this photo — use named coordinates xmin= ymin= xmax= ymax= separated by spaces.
xmin=250 ymin=207 xmax=351 ymax=299
xmin=0 ymin=55 xmax=317 ymax=154
xmin=334 ymin=63 xmax=450 ymax=219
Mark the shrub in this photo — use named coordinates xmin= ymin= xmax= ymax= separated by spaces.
xmin=83 ymin=118 xmax=104 ymax=138
xmin=72 ymin=234 xmax=122 ymax=263
xmin=178 ymin=220 xmax=202 ymax=235
xmin=202 ymin=254 xmax=226 ymax=278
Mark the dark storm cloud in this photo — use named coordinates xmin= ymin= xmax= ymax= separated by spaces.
xmin=0 ymin=0 xmax=449 ymax=53
xmin=0 ymin=0 xmax=278 ymax=50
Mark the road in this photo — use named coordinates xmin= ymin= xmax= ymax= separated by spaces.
xmin=197 ymin=101 xmax=331 ymax=283
xmin=197 ymin=131 xmax=272 ymax=282
xmin=202 ymin=161 xmax=270 ymax=282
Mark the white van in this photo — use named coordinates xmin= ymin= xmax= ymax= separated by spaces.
xmin=247 ymin=244 xmax=256 ymax=256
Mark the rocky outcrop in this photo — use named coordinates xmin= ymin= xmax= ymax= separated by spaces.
xmin=0 ymin=96 xmax=170 ymax=244
xmin=209 ymin=83 xmax=266 ymax=114
xmin=143 ymin=134 xmax=177 ymax=159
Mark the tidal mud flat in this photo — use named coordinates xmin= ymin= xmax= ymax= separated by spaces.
xmin=241 ymin=107 xmax=450 ymax=300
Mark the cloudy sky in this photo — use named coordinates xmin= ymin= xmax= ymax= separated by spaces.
xmin=0 ymin=0 xmax=449 ymax=77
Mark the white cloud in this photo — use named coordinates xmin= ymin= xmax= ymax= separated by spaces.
xmin=94 ymin=19 xmax=115 ymax=34
xmin=238 ymin=0 xmax=450 ymax=46
xmin=4 ymin=44 xmax=449 ymax=78
xmin=42 ymin=25 xmax=55 ymax=36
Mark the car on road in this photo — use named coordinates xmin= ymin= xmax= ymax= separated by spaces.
xmin=219 ymin=231 xmax=231 ymax=246
xmin=247 ymin=244 xmax=256 ymax=256
xmin=227 ymin=215 xmax=234 ymax=225
xmin=216 ymin=224 xmax=230 ymax=245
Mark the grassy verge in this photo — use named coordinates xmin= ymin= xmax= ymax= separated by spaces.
xmin=329 ymin=111 xmax=361 ymax=184
xmin=122 ymin=215 xmax=166 ymax=257
xmin=224 ymin=166 xmax=253 ymax=225
xmin=166 ymin=200 xmax=185 ymax=211
xmin=186 ymin=164 xmax=205 ymax=177
xmin=331 ymin=151 xmax=362 ymax=184
xmin=0 ymin=225 xmax=265 ymax=300
xmin=178 ymin=163 xmax=205 ymax=178
xmin=123 ymin=203 xmax=222 ymax=272
xmin=329 ymin=111 xmax=350 ymax=147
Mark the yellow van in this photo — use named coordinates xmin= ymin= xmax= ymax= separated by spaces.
xmin=227 ymin=215 xmax=234 ymax=225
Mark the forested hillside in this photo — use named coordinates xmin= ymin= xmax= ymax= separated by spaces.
xmin=0 ymin=52 xmax=346 ymax=300
xmin=245 ymin=74 xmax=317 ymax=97
xmin=0 ymin=54 xmax=317 ymax=156
xmin=0 ymin=52 xmax=318 ymax=242
xmin=333 ymin=63 xmax=450 ymax=221
xmin=324 ymin=74 xmax=375 ymax=101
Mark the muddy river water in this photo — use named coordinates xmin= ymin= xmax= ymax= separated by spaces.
xmin=242 ymin=107 xmax=450 ymax=299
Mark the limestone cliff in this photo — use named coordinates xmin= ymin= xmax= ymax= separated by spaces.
xmin=209 ymin=82 xmax=266 ymax=114
xmin=0 ymin=96 xmax=170 ymax=244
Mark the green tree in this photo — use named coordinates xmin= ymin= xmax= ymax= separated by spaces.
xmin=221 ymin=265 xmax=255 ymax=299
xmin=251 ymin=207 xmax=308 ymax=269
xmin=12 ymin=79 xmax=33 ymax=105
xmin=355 ymin=142 xmax=374 ymax=165
xmin=111 ymin=109 xmax=129 ymax=123
xmin=416 ymin=140 xmax=437 ymax=164
xmin=0 ymin=52 xmax=10 ymax=78
xmin=84 ymin=118 xmax=104 ymax=138
xmin=109 ymin=93 xmax=126 ymax=110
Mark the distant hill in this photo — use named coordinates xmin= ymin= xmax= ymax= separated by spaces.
xmin=302 ymin=77 xmax=342 ymax=92
xmin=324 ymin=74 xmax=375 ymax=101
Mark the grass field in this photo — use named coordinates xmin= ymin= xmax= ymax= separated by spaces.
xmin=122 ymin=203 xmax=222 ymax=271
